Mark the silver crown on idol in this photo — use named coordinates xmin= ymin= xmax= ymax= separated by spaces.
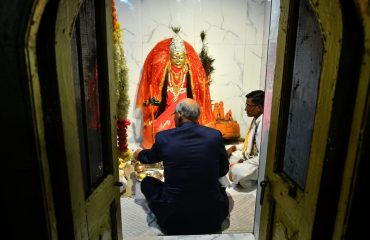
xmin=169 ymin=34 xmax=186 ymax=54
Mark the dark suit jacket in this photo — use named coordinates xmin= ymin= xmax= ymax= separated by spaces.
xmin=138 ymin=122 xmax=229 ymax=234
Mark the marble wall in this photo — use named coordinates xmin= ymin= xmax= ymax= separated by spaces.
xmin=115 ymin=0 xmax=272 ymax=147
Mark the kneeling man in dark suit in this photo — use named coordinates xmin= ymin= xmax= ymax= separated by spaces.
xmin=133 ymin=98 xmax=230 ymax=235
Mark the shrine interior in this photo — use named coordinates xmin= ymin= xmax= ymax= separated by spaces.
xmin=114 ymin=0 xmax=276 ymax=238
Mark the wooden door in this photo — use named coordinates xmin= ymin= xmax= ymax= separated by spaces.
xmin=55 ymin=0 xmax=122 ymax=239
xmin=258 ymin=0 xmax=343 ymax=239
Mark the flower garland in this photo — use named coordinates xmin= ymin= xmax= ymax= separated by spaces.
xmin=112 ymin=0 xmax=131 ymax=165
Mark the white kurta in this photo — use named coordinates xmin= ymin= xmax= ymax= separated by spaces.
xmin=229 ymin=114 xmax=263 ymax=188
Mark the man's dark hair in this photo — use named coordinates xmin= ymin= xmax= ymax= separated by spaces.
xmin=246 ymin=90 xmax=265 ymax=106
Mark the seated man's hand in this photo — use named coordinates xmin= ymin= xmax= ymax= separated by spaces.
xmin=132 ymin=148 xmax=142 ymax=163
xmin=226 ymin=145 xmax=237 ymax=157
xmin=228 ymin=158 xmax=244 ymax=181
xmin=228 ymin=166 xmax=234 ymax=181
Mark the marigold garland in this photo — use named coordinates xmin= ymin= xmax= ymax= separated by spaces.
xmin=112 ymin=0 xmax=131 ymax=165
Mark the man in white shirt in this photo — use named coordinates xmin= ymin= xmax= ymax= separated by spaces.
xmin=227 ymin=90 xmax=264 ymax=188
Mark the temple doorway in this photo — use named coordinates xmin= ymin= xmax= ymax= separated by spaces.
xmin=114 ymin=0 xmax=279 ymax=238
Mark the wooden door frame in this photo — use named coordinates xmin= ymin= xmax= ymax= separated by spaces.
xmin=259 ymin=0 xmax=343 ymax=239
xmin=259 ymin=0 xmax=369 ymax=239
xmin=25 ymin=0 xmax=122 ymax=239
xmin=311 ymin=0 xmax=365 ymax=238
xmin=54 ymin=0 xmax=121 ymax=239
xmin=332 ymin=0 xmax=370 ymax=238
xmin=25 ymin=0 xmax=58 ymax=238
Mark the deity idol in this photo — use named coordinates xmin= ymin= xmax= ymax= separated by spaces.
xmin=135 ymin=33 xmax=215 ymax=149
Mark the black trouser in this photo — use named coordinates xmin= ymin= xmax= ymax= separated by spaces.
xmin=141 ymin=176 xmax=229 ymax=235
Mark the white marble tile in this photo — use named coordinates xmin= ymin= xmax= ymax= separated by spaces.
xmin=140 ymin=0 xmax=196 ymax=45
xmin=123 ymin=42 xmax=142 ymax=86
xmin=208 ymin=44 xmax=245 ymax=101
xmin=194 ymin=0 xmax=248 ymax=45
xmin=243 ymin=44 xmax=264 ymax=91
xmin=115 ymin=0 xmax=142 ymax=43
xmin=245 ymin=0 xmax=269 ymax=45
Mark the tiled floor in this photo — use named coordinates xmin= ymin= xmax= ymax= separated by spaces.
xmin=124 ymin=233 xmax=255 ymax=240
xmin=121 ymin=180 xmax=257 ymax=240
xmin=120 ymin=157 xmax=257 ymax=240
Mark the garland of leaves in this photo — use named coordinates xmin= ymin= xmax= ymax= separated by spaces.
xmin=171 ymin=26 xmax=181 ymax=34
xmin=199 ymin=30 xmax=215 ymax=83
xmin=112 ymin=0 xmax=131 ymax=164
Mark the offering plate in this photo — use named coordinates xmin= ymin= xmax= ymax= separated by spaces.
xmin=135 ymin=169 xmax=163 ymax=182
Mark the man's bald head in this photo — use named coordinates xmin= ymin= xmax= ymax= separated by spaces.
xmin=175 ymin=98 xmax=201 ymax=122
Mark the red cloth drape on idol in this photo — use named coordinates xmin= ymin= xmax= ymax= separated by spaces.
xmin=135 ymin=37 xmax=215 ymax=149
